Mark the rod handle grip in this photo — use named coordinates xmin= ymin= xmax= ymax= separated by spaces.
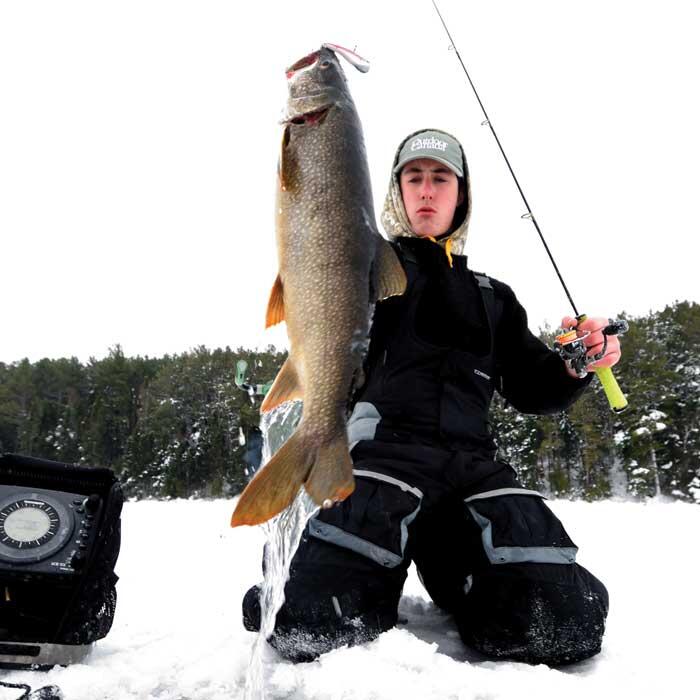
xmin=595 ymin=366 xmax=628 ymax=413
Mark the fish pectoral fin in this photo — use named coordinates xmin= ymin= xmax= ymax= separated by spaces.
xmin=260 ymin=357 xmax=302 ymax=413
xmin=304 ymin=437 xmax=355 ymax=507
xmin=372 ymin=238 xmax=407 ymax=301
xmin=231 ymin=430 xmax=311 ymax=527
xmin=265 ymin=274 xmax=285 ymax=328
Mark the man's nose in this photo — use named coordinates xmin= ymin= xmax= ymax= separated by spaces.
xmin=419 ymin=179 xmax=435 ymax=199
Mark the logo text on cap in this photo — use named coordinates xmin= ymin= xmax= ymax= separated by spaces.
xmin=410 ymin=137 xmax=448 ymax=153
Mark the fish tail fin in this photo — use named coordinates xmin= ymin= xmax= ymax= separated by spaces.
xmin=231 ymin=430 xmax=310 ymax=527
xmin=304 ymin=435 xmax=355 ymax=507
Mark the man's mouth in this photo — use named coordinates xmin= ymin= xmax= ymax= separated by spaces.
xmin=417 ymin=207 xmax=437 ymax=214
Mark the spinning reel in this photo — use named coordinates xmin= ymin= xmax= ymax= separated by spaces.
xmin=554 ymin=316 xmax=629 ymax=412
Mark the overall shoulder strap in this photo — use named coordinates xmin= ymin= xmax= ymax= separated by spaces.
xmin=472 ymin=272 xmax=502 ymax=353
xmin=393 ymin=240 xmax=420 ymax=285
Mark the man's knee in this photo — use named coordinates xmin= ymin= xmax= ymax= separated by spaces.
xmin=242 ymin=506 xmax=408 ymax=663
xmin=455 ymin=562 xmax=608 ymax=666
xmin=443 ymin=478 xmax=609 ymax=665
xmin=241 ymin=571 xmax=401 ymax=662
xmin=241 ymin=466 xmax=418 ymax=661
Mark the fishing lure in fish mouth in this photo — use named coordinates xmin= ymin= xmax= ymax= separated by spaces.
xmin=282 ymin=44 xmax=369 ymax=127
xmin=321 ymin=43 xmax=370 ymax=72
xmin=285 ymin=43 xmax=370 ymax=80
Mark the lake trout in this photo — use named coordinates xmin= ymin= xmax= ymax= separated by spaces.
xmin=231 ymin=44 xmax=406 ymax=527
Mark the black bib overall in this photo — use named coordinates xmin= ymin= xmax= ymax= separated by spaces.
xmin=353 ymin=242 xmax=499 ymax=457
xmin=243 ymin=240 xmax=609 ymax=667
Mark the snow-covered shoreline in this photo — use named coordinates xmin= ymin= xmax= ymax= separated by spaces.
xmin=1 ymin=499 xmax=696 ymax=699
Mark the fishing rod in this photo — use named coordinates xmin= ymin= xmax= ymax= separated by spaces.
xmin=430 ymin=0 xmax=628 ymax=413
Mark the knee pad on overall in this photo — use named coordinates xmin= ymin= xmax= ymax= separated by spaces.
xmin=456 ymin=484 xmax=608 ymax=665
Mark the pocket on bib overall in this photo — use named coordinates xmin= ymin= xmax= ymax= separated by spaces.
xmin=464 ymin=488 xmax=578 ymax=566
xmin=309 ymin=469 xmax=423 ymax=569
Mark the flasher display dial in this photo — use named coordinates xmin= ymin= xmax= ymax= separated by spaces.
xmin=1 ymin=500 xmax=59 ymax=548
xmin=0 ymin=492 xmax=75 ymax=563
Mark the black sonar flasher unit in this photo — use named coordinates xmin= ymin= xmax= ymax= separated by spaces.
xmin=0 ymin=453 xmax=123 ymax=670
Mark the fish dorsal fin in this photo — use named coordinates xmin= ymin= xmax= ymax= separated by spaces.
xmin=260 ymin=356 xmax=302 ymax=413
xmin=265 ymin=274 xmax=285 ymax=328
xmin=372 ymin=238 xmax=407 ymax=301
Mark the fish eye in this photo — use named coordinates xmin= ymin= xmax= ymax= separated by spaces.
xmin=319 ymin=59 xmax=332 ymax=69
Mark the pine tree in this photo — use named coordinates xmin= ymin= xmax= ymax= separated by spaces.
xmin=654 ymin=302 xmax=700 ymax=500
xmin=1 ymin=301 xmax=696 ymax=503
xmin=614 ymin=312 xmax=676 ymax=497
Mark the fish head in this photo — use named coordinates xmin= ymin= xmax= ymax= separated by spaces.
xmin=283 ymin=45 xmax=366 ymax=124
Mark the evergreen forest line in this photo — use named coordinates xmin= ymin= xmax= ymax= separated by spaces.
xmin=1 ymin=301 xmax=698 ymax=503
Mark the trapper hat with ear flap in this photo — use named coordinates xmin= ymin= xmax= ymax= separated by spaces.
xmin=381 ymin=128 xmax=472 ymax=257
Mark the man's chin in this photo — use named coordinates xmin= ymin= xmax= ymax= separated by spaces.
xmin=413 ymin=228 xmax=443 ymax=239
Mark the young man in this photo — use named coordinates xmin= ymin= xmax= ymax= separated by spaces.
xmin=243 ymin=128 xmax=619 ymax=666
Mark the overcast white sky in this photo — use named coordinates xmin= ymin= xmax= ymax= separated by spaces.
xmin=2 ymin=0 xmax=698 ymax=364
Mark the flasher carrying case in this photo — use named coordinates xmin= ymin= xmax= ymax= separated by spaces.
xmin=0 ymin=453 xmax=122 ymax=668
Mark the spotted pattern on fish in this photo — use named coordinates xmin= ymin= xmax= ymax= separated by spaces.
xmin=231 ymin=46 xmax=406 ymax=526
xmin=279 ymin=101 xmax=375 ymax=437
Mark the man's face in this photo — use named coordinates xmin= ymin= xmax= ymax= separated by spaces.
xmin=399 ymin=158 xmax=463 ymax=238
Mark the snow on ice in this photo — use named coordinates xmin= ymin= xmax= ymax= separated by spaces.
xmin=1 ymin=498 xmax=698 ymax=700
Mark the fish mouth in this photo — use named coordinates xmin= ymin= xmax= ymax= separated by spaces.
xmin=288 ymin=107 xmax=331 ymax=126
xmin=285 ymin=50 xmax=321 ymax=79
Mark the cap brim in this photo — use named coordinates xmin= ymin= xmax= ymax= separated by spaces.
xmin=394 ymin=154 xmax=463 ymax=179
